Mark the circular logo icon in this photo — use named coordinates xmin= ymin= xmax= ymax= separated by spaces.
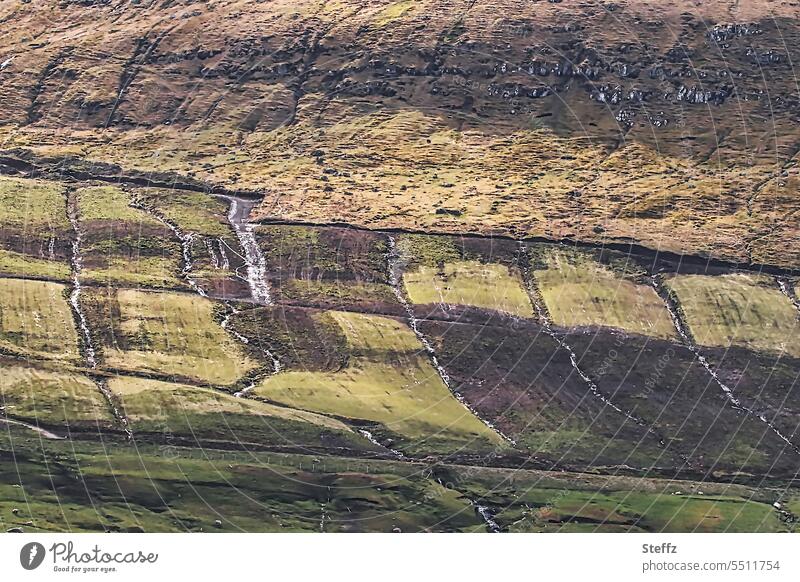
xmin=20 ymin=542 xmax=46 ymax=570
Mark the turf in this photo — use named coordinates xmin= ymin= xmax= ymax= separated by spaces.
xmin=403 ymin=261 xmax=534 ymax=317
xmin=0 ymin=176 xmax=71 ymax=279
xmin=0 ymin=176 xmax=69 ymax=229
xmin=499 ymin=490 xmax=782 ymax=533
xmin=0 ymin=431 xmax=483 ymax=533
xmin=89 ymin=288 xmax=256 ymax=385
xmin=0 ymin=361 xmax=114 ymax=430
xmin=533 ymin=248 xmax=676 ymax=339
xmin=77 ymin=186 xmax=184 ymax=289
xmin=0 ymin=278 xmax=79 ymax=362
xmin=108 ymin=376 xmax=368 ymax=451
xmin=0 ymin=250 xmax=70 ymax=279
xmin=254 ymin=310 xmax=504 ymax=454
xmin=666 ymin=273 xmax=800 ymax=357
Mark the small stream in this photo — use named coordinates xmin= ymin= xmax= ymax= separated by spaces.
xmin=129 ymin=198 xmax=207 ymax=297
xmin=473 ymin=501 xmax=502 ymax=533
xmin=66 ymin=191 xmax=132 ymax=438
xmin=217 ymin=195 xmax=272 ymax=304
xmin=517 ymin=243 xmax=660 ymax=437
xmin=386 ymin=236 xmax=516 ymax=445
xmin=651 ymin=274 xmax=800 ymax=455
xmin=66 ymin=202 xmax=97 ymax=369
xmin=357 ymin=429 xmax=404 ymax=458
xmin=221 ymin=302 xmax=282 ymax=398
xmin=777 ymin=277 xmax=800 ymax=316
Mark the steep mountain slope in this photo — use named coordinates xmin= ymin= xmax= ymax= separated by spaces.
xmin=0 ymin=0 xmax=798 ymax=267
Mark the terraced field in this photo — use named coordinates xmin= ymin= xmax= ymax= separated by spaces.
xmin=252 ymin=310 xmax=504 ymax=455
xmin=531 ymin=247 xmax=676 ymax=339
xmin=76 ymin=186 xmax=184 ymax=289
xmin=666 ymin=273 xmax=799 ymax=357
xmin=83 ymin=288 xmax=256 ymax=386
xmin=0 ymin=176 xmax=70 ymax=280
xmin=2 ymin=0 xmax=800 ymax=537
xmin=0 ymin=176 xmax=798 ymax=533
xmin=0 ymin=278 xmax=79 ymax=362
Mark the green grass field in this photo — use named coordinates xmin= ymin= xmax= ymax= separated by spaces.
xmin=77 ymin=186 xmax=184 ymax=289
xmin=0 ymin=361 xmax=114 ymax=429
xmin=0 ymin=430 xmax=483 ymax=532
xmin=0 ymin=176 xmax=68 ymax=230
xmin=0 ymin=250 xmax=70 ymax=279
xmin=254 ymin=310 xmax=504 ymax=454
xmin=499 ymin=490 xmax=782 ymax=533
xmin=0 ymin=176 xmax=71 ymax=279
xmin=403 ymin=261 xmax=535 ymax=317
xmin=109 ymin=375 xmax=367 ymax=450
xmin=0 ymin=278 xmax=79 ymax=362
xmin=534 ymin=248 xmax=676 ymax=339
xmin=667 ymin=273 xmax=800 ymax=357
xmin=90 ymin=289 xmax=256 ymax=385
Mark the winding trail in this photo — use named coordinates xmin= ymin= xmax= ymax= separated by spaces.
xmin=651 ymin=273 xmax=800 ymax=455
xmin=65 ymin=189 xmax=132 ymax=439
xmin=386 ymin=235 xmax=516 ymax=446
xmin=217 ymin=195 xmax=272 ymax=304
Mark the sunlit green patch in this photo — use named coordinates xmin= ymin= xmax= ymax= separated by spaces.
xmin=76 ymin=186 xmax=183 ymax=289
xmin=0 ymin=362 xmax=114 ymax=429
xmin=254 ymin=310 xmax=504 ymax=454
xmin=403 ymin=261 xmax=534 ymax=317
xmin=109 ymin=376 xmax=366 ymax=450
xmin=91 ymin=289 xmax=256 ymax=385
xmin=534 ymin=248 xmax=676 ymax=339
xmin=373 ymin=0 xmax=416 ymax=26
xmin=0 ymin=176 xmax=68 ymax=229
xmin=497 ymin=490 xmax=780 ymax=533
xmin=0 ymin=278 xmax=79 ymax=361
xmin=666 ymin=273 xmax=800 ymax=357
xmin=0 ymin=249 xmax=70 ymax=280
